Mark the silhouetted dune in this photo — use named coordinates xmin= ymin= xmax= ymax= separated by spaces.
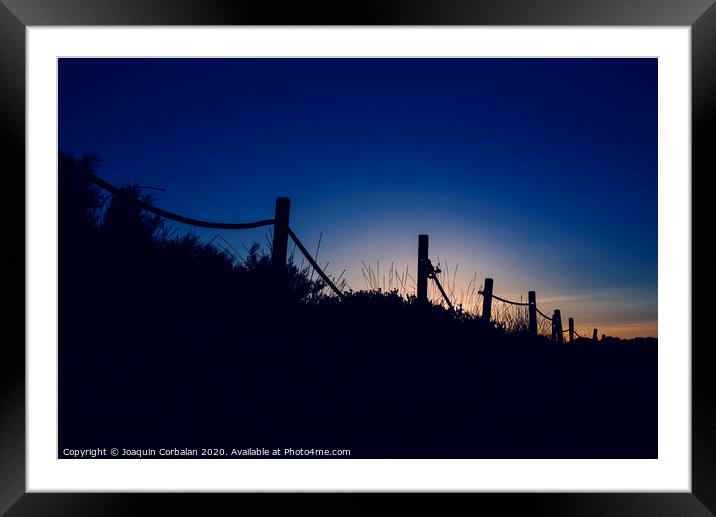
xmin=58 ymin=152 xmax=657 ymax=458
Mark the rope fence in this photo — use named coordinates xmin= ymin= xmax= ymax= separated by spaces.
xmin=472 ymin=279 xmax=602 ymax=342
xmin=287 ymin=228 xmax=345 ymax=300
xmin=82 ymin=170 xmax=275 ymax=230
xmin=490 ymin=293 xmax=530 ymax=306
xmin=536 ymin=307 xmax=553 ymax=321
xmin=77 ymin=169 xmax=344 ymax=300
xmin=73 ymin=169 xmax=605 ymax=342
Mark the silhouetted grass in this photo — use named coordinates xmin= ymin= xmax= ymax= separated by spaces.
xmin=58 ymin=151 xmax=657 ymax=459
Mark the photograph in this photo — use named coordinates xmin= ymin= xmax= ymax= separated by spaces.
xmin=2 ymin=0 xmax=713 ymax=510
xmin=57 ymin=57 xmax=658 ymax=460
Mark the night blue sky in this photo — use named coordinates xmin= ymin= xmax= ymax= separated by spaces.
xmin=59 ymin=58 xmax=657 ymax=338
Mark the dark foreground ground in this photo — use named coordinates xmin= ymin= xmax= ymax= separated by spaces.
xmin=58 ymin=152 xmax=656 ymax=459
xmin=59 ymin=309 xmax=656 ymax=459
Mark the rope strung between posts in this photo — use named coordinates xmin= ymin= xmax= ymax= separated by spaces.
xmin=480 ymin=291 xmax=529 ymax=307
xmin=80 ymin=170 xmax=275 ymax=230
xmin=477 ymin=291 xmax=531 ymax=306
xmin=479 ymin=288 xmax=554 ymax=327
xmin=536 ymin=307 xmax=553 ymax=321
xmin=74 ymin=168 xmax=596 ymax=327
xmin=287 ymin=228 xmax=345 ymax=301
xmin=423 ymin=258 xmax=454 ymax=311
xmin=75 ymin=168 xmax=345 ymax=300
xmin=466 ymin=287 xmax=562 ymax=336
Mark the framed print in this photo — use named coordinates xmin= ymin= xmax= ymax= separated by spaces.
xmin=1 ymin=1 xmax=715 ymax=514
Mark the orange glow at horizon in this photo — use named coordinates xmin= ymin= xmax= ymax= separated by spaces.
xmin=344 ymin=256 xmax=657 ymax=340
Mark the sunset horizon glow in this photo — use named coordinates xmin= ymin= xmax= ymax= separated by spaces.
xmin=59 ymin=58 xmax=657 ymax=339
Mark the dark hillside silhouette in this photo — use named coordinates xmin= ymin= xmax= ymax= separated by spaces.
xmin=58 ymin=152 xmax=657 ymax=459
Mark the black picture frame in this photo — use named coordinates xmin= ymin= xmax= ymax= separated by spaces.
xmin=1 ymin=1 xmax=714 ymax=514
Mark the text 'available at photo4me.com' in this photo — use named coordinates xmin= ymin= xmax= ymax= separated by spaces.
xmin=60 ymin=447 xmax=352 ymax=458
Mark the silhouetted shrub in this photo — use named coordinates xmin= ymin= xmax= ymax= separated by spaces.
xmin=58 ymin=151 xmax=657 ymax=460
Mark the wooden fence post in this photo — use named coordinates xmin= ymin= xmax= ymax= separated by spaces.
xmin=568 ymin=317 xmax=574 ymax=343
xmin=528 ymin=290 xmax=537 ymax=336
xmin=272 ymin=197 xmax=290 ymax=275
xmin=592 ymin=328 xmax=598 ymax=342
xmin=482 ymin=278 xmax=494 ymax=321
xmin=553 ymin=310 xmax=563 ymax=343
xmin=601 ymin=333 xmax=606 ymax=341
xmin=417 ymin=234 xmax=429 ymax=304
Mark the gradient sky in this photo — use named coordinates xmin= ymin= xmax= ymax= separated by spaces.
xmin=58 ymin=58 xmax=657 ymax=338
